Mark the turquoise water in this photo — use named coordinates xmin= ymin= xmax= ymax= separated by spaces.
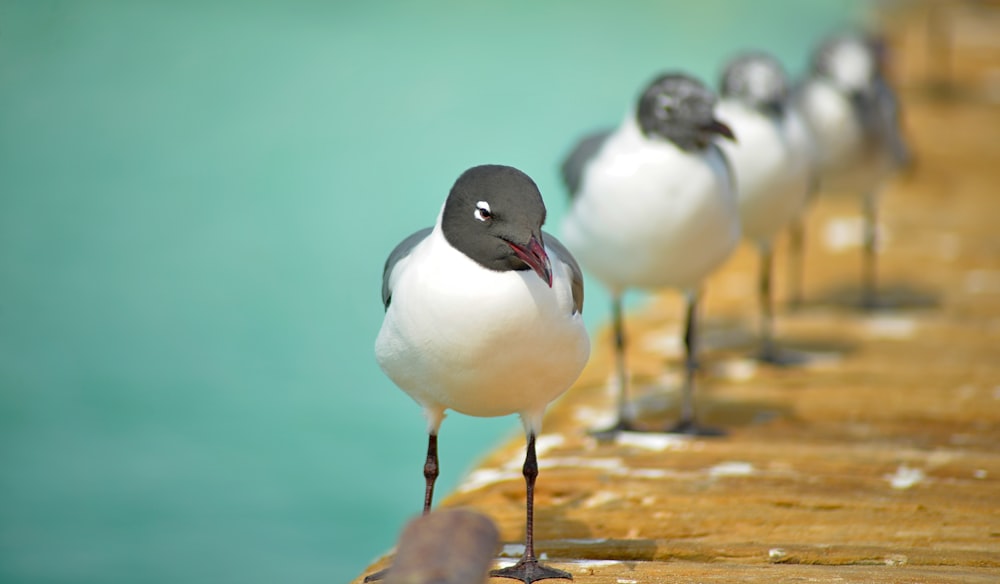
xmin=0 ymin=1 xmax=863 ymax=582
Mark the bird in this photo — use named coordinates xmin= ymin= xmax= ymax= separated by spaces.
xmin=714 ymin=52 xmax=814 ymax=364
xmin=561 ymin=72 xmax=741 ymax=436
xmin=793 ymin=32 xmax=911 ymax=309
xmin=374 ymin=164 xmax=590 ymax=584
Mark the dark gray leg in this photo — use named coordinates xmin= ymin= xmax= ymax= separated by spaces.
xmin=787 ymin=217 xmax=806 ymax=309
xmin=757 ymin=244 xmax=809 ymax=367
xmin=667 ymin=294 xmax=723 ymax=436
xmin=592 ymin=295 xmax=639 ymax=438
xmin=422 ymin=433 xmax=439 ymax=514
xmin=861 ymin=189 xmax=880 ymax=310
xmin=758 ymin=243 xmax=777 ymax=361
xmin=490 ymin=433 xmax=572 ymax=583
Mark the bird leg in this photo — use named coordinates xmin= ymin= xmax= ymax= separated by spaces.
xmin=490 ymin=433 xmax=571 ymax=583
xmin=787 ymin=218 xmax=806 ymax=309
xmin=667 ymin=294 xmax=723 ymax=436
xmin=757 ymin=244 xmax=809 ymax=367
xmin=861 ymin=189 xmax=880 ymax=310
xmin=758 ymin=243 xmax=777 ymax=361
xmin=422 ymin=433 xmax=439 ymax=514
xmin=591 ymin=295 xmax=641 ymax=438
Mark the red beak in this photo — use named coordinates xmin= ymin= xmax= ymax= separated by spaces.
xmin=704 ymin=118 xmax=737 ymax=143
xmin=508 ymin=235 xmax=552 ymax=287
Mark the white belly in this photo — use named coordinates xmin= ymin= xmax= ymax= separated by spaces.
xmin=797 ymin=81 xmax=891 ymax=194
xmin=562 ymin=119 xmax=741 ymax=293
xmin=716 ymin=100 xmax=812 ymax=243
xmin=375 ymin=230 xmax=590 ymax=425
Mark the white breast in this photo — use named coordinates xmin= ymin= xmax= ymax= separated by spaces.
xmin=562 ymin=115 xmax=741 ymax=293
xmin=797 ymin=80 xmax=890 ymax=194
xmin=716 ymin=99 xmax=812 ymax=244
xmin=375 ymin=226 xmax=590 ymax=431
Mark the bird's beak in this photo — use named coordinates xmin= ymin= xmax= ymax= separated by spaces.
xmin=704 ymin=118 xmax=737 ymax=143
xmin=508 ymin=235 xmax=553 ymax=287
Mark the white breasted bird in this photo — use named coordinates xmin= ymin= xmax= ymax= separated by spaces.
xmin=794 ymin=33 xmax=911 ymax=308
xmin=374 ymin=164 xmax=590 ymax=584
xmin=561 ymin=73 xmax=740 ymax=436
xmin=715 ymin=52 xmax=814 ymax=364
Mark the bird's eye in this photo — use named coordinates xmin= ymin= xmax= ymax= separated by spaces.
xmin=656 ymin=94 xmax=676 ymax=112
xmin=474 ymin=201 xmax=492 ymax=222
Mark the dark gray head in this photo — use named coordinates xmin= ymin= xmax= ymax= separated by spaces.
xmin=442 ymin=164 xmax=552 ymax=286
xmin=720 ymin=52 xmax=790 ymax=115
xmin=636 ymin=72 xmax=736 ymax=151
xmin=811 ymin=33 xmax=881 ymax=95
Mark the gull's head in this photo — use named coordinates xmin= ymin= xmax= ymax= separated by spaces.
xmin=720 ymin=51 xmax=790 ymax=115
xmin=442 ymin=164 xmax=552 ymax=286
xmin=636 ymin=72 xmax=736 ymax=151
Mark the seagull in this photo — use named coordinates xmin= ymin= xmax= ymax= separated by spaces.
xmin=561 ymin=72 xmax=740 ymax=436
xmin=794 ymin=32 xmax=911 ymax=309
xmin=715 ymin=52 xmax=814 ymax=364
xmin=374 ymin=164 xmax=590 ymax=584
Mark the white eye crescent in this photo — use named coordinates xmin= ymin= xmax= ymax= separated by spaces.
xmin=474 ymin=201 xmax=492 ymax=222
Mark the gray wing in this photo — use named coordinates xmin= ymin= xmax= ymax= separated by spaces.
xmin=560 ymin=128 xmax=613 ymax=197
xmin=873 ymin=78 xmax=911 ymax=169
xmin=708 ymin=142 xmax=737 ymax=193
xmin=381 ymin=227 xmax=432 ymax=310
xmin=542 ymin=230 xmax=584 ymax=315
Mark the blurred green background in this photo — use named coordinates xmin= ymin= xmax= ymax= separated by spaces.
xmin=1 ymin=1 xmax=866 ymax=582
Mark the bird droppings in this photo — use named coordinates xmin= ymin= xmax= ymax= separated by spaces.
xmin=615 ymin=431 xmax=691 ymax=451
xmin=568 ymin=560 xmax=622 ymax=570
xmin=768 ymin=548 xmax=788 ymax=561
xmin=822 ymin=216 xmax=865 ymax=251
xmin=573 ymin=405 xmax=618 ymax=430
xmin=973 ymin=469 xmax=988 ymax=479
xmin=886 ymin=465 xmax=926 ymax=489
xmin=883 ymin=553 xmax=909 ymax=566
xmin=540 ymin=457 xmax=624 ymax=471
xmin=582 ymin=490 xmax=620 ymax=509
xmin=711 ymin=358 xmax=759 ymax=381
xmin=642 ymin=329 xmax=684 ymax=357
xmin=499 ymin=543 xmax=526 ymax=558
xmin=534 ymin=433 xmax=566 ymax=458
xmin=709 ymin=461 xmax=756 ymax=478
xmin=621 ymin=467 xmax=673 ymax=479
xmin=455 ymin=468 xmax=522 ymax=493
xmin=617 ymin=579 xmax=638 ymax=584
xmin=864 ymin=315 xmax=918 ymax=339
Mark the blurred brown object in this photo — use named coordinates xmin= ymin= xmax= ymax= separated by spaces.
xmin=383 ymin=509 xmax=500 ymax=584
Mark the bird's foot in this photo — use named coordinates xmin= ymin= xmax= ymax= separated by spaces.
xmin=362 ymin=567 xmax=389 ymax=583
xmin=755 ymin=346 xmax=812 ymax=368
xmin=491 ymin=557 xmax=572 ymax=583
xmin=665 ymin=418 xmax=725 ymax=437
xmin=859 ymin=291 xmax=891 ymax=312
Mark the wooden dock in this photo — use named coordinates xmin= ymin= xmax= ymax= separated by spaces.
xmin=353 ymin=3 xmax=1000 ymax=582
